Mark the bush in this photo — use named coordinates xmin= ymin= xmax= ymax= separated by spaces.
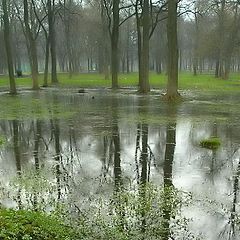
xmin=16 ymin=70 xmax=23 ymax=77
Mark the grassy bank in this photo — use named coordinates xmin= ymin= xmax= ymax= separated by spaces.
xmin=0 ymin=72 xmax=240 ymax=92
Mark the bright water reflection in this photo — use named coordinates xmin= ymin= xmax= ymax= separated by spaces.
xmin=0 ymin=89 xmax=240 ymax=239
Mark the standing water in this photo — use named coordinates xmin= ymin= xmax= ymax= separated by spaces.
xmin=0 ymin=89 xmax=240 ymax=239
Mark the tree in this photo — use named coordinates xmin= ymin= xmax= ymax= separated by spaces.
xmin=103 ymin=0 xmax=120 ymax=89
xmin=136 ymin=0 xmax=150 ymax=93
xmin=111 ymin=0 xmax=120 ymax=89
xmin=48 ymin=0 xmax=58 ymax=84
xmin=166 ymin=0 xmax=179 ymax=100
xmin=23 ymin=0 xmax=40 ymax=90
xmin=2 ymin=0 xmax=17 ymax=94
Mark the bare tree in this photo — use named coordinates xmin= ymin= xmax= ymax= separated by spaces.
xmin=23 ymin=0 xmax=40 ymax=90
xmin=2 ymin=0 xmax=17 ymax=94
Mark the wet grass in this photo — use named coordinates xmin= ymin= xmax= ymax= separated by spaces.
xmin=0 ymin=94 xmax=77 ymax=120
xmin=0 ymin=72 xmax=240 ymax=92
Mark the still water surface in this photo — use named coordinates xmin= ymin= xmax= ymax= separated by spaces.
xmin=0 ymin=89 xmax=240 ymax=239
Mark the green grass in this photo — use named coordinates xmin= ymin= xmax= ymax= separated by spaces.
xmin=0 ymin=72 xmax=240 ymax=92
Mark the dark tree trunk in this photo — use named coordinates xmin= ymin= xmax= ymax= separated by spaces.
xmin=136 ymin=0 xmax=150 ymax=94
xmin=111 ymin=0 xmax=120 ymax=89
xmin=166 ymin=0 xmax=179 ymax=99
xmin=48 ymin=0 xmax=58 ymax=84
xmin=2 ymin=0 xmax=17 ymax=94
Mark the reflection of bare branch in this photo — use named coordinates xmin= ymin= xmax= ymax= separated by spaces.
xmin=219 ymin=157 xmax=240 ymax=239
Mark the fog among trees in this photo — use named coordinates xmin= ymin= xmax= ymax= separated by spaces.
xmin=1 ymin=0 xmax=240 ymax=97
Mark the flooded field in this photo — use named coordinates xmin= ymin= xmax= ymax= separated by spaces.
xmin=0 ymin=89 xmax=240 ymax=239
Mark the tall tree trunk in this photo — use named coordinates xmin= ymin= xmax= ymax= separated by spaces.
xmin=166 ymin=0 xmax=179 ymax=99
xmin=43 ymin=37 xmax=50 ymax=87
xmin=140 ymin=0 xmax=150 ymax=93
xmin=111 ymin=0 xmax=120 ymax=89
xmin=137 ymin=0 xmax=150 ymax=94
xmin=2 ymin=0 xmax=17 ymax=94
xmin=24 ymin=0 xmax=39 ymax=90
xmin=48 ymin=0 xmax=58 ymax=84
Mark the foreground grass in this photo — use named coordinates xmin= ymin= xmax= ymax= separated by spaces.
xmin=0 ymin=72 xmax=240 ymax=92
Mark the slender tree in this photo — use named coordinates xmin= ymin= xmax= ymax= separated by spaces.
xmin=48 ymin=0 xmax=58 ymax=84
xmin=166 ymin=0 xmax=179 ymax=100
xmin=23 ymin=0 xmax=39 ymax=90
xmin=2 ymin=0 xmax=17 ymax=94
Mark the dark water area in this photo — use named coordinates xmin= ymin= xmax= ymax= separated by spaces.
xmin=0 ymin=89 xmax=240 ymax=239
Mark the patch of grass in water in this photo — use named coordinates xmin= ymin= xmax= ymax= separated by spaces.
xmin=0 ymin=135 xmax=5 ymax=146
xmin=200 ymin=137 xmax=221 ymax=150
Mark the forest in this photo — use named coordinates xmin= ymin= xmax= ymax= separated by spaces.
xmin=0 ymin=0 xmax=240 ymax=240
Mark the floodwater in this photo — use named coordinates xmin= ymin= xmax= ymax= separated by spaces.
xmin=0 ymin=89 xmax=240 ymax=239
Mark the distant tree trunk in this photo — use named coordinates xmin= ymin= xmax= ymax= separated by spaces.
xmin=23 ymin=0 xmax=39 ymax=90
xmin=43 ymin=37 xmax=50 ymax=87
xmin=193 ymin=12 xmax=199 ymax=76
xmin=111 ymin=0 xmax=120 ymax=89
xmin=2 ymin=0 xmax=17 ymax=94
xmin=48 ymin=0 xmax=58 ymax=84
xmin=166 ymin=0 xmax=179 ymax=100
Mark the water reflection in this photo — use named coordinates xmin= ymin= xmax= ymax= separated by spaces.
xmin=0 ymin=91 xmax=240 ymax=239
xmin=12 ymin=120 xmax=22 ymax=209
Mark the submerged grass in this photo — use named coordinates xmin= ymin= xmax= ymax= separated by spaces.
xmin=0 ymin=94 xmax=77 ymax=120
xmin=200 ymin=137 xmax=221 ymax=150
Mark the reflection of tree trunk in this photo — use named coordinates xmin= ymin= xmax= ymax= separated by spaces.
xmin=113 ymin=123 xmax=122 ymax=190
xmin=52 ymin=119 xmax=61 ymax=200
xmin=33 ymin=120 xmax=42 ymax=209
xmin=139 ymin=123 xmax=149 ymax=234
xmin=228 ymin=158 xmax=240 ymax=238
xmin=162 ymin=122 xmax=176 ymax=240
xmin=135 ymin=123 xmax=141 ymax=183
xmin=12 ymin=120 xmax=22 ymax=209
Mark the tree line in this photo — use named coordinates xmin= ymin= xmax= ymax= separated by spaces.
xmin=1 ymin=0 xmax=240 ymax=98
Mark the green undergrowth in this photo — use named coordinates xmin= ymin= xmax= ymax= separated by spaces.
xmin=0 ymin=208 xmax=81 ymax=240
xmin=0 ymin=178 xmax=197 ymax=240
